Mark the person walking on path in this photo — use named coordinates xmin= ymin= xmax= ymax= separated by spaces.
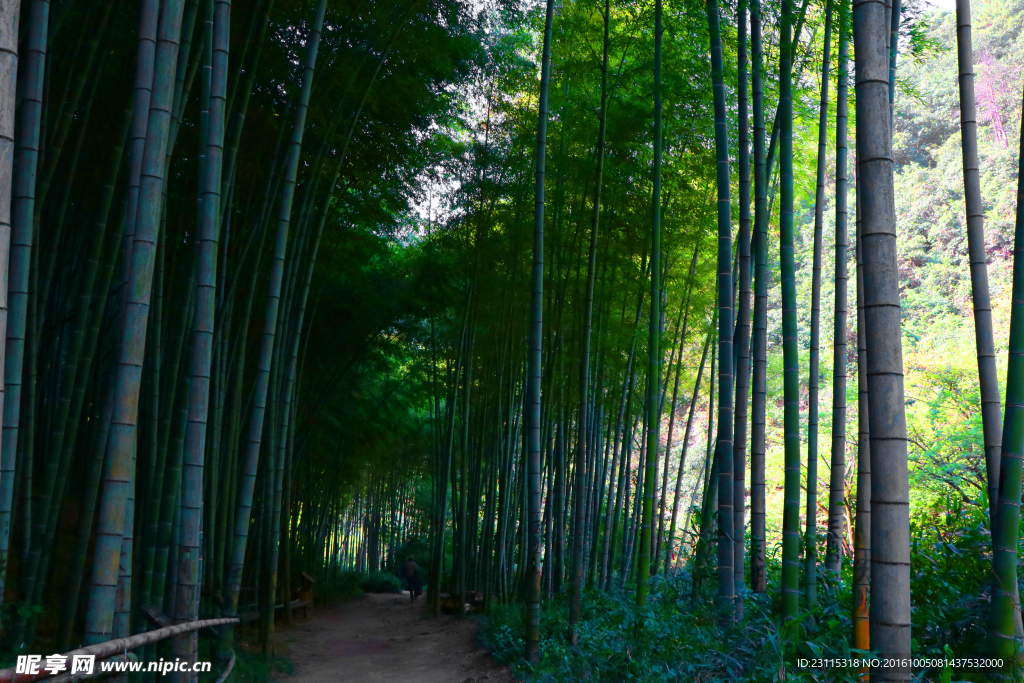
xmin=402 ymin=557 xmax=422 ymax=602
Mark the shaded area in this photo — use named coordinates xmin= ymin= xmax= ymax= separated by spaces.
xmin=276 ymin=594 xmax=516 ymax=683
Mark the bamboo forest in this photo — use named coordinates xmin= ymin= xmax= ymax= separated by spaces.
xmin=0 ymin=0 xmax=1020 ymax=680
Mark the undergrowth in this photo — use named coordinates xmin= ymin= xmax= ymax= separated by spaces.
xmin=358 ymin=570 xmax=403 ymax=594
xmin=322 ymin=570 xmax=368 ymax=601
xmin=228 ymin=647 xmax=294 ymax=683
xmin=481 ymin=569 xmax=863 ymax=682
xmin=479 ymin=513 xmax=1014 ymax=683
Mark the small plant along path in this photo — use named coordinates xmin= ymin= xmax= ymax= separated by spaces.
xmin=275 ymin=592 xmax=517 ymax=683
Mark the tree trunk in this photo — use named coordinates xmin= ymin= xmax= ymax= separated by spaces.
xmin=955 ymin=0 xmax=1002 ymax=543
xmin=826 ymin=0 xmax=850 ymax=579
xmin=990 ymin=80 xmax=1024 ymax=664
xmin=853 ymin=0 xmax=912 ymax=674
xmin=0 ymin=0 xmax=18 ymax=627
xmin=123 ymin=0 xmax=161 ymax=306
xmin=706 ymin=0 xmax=734 ymax=626
xmin=84 ymin=0 xmax=185 ymax=645
xmin=2 ymin=0 xmax=44 ymax=631
xmin=55 ymin=111 xmax=130 ymax=648
xmin=888 ymin=0 xmax=901 ymax=128
xmin=570 ymin=0 xmax=608 ymax=638
xmin=852 ymin=176 xmax=872 ymax=663
xmin=689 ymin=342 xmax=716 ymax=600
xmin=637 ymin=0 xmax=663 ymax=610
xmin=657 ymin=249 xmax=699 ymax=570
xmin=805 ymin=0 xmax=832 ymax=611
xmin=525 ymin=0 xmax=555 ymax=663
xmin=748 ymin=0 xmax=768 ymax=595
xmin=173 ymin=0 xmax=229 ymax=674
xmin=223 ymin=0 xmax=326 ymax=651
xmin=779 ymin=0 xmax=800 ymax=625
xmin=666 ymin=327 xmax=711 ymax=572
xmin=732 ymin=0 xmax=750 ymax=619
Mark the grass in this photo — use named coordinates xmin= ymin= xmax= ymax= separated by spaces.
xmin=477 ymin=547 xmax=1001 ymax=683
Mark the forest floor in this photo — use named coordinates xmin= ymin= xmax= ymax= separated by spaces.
xmin=272 ymin=592 xmax=519 ymax=683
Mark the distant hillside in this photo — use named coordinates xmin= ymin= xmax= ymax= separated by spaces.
xmin=894 ymin=0 xmax=1023 ymax=322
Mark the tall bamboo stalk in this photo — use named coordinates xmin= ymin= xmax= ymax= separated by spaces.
xmin=666 ymin=327 xmax=711 ymax=572
xmin=852 ymin=175 xmax=871 ymax=667
xmin=826 ymin=0 xmax=850 ymax=578
xmin=779 ymin=0 xmax=800 ymax=625
xmin=656 ymin=248 xmax=698 ymax=569
xmin=805 ymin=0 xmax=832 ymax=610
xmin=706 ymin=0 xmax=734 ymax=625
xmin=84 ymin=0 xmax=186 ymax=645
xmin=123 ymin=0 xmax=160 ymax=304
xmin=689 ymin=339 xmax=716 ymax=598
xmin=173 ymin=0 xmax=229 ymax=674
xmin=748 ymin=0 xmax=768 ymax=595
xmin=55 ymin=107 xmax=132 ymax=651
xmin=637 ymin=0 xmax=663 ymax=610
xmin=0 ymin=0 xmax=18 ymax=627
xmin=955 ymin=0 xmax=1002 ymax=540
xmin=570 ymin=0 xmax=609 ymax=637
xmin=733 ymin=0 xmax=750 ymax=618
xmin=2 ymin=0 xmax=45 ymax=640
xmin=989 ymin=80 xmax=1024 ymax=664
xmin=525 ymin=0 xmax=555 ymax=663
xmin=223 ymin=0 xmax=326 ymax=655
xmin=853 ymin=0 xmax=911 ymax=674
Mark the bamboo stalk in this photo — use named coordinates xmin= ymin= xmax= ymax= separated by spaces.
xmin=707 ymin=0 xmax=735 ymax=625
xmin=805 ymin=0 xmax=833 ymax=611
xmin=223 ymin=0 xmax=327 ymax=655
xmin=0 ymin=0 xmax=48 ymax=631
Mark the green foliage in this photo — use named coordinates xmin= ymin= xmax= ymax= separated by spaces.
xmin=192 ymin=634 xmax=293 ymax=683
xmin=907 ymin=368 xmax=986 ymax=508
xmin=229 ymin=648 xmax=295 ymax=683
xmin=306 ymin=0 xmax=1023 ymax=677
xmin=481 ymin=568 xmax=868 ymax=682
xmin=358 ymin=571 xmax=403 ymax=594
xmin=893 ymin=0 xmax=1024 ymax=307
xmin=909 ymin=500 xmax=990 ymax=663
xmin=333 ymin=584 xmax=366 ymax=601
xmin=480 ymin=522 xmax=1005 ymax=683
xmin=316 ymin=571 xmax=366 ymax=602
xmin=388 ymin=535 xmax=431 ymax=572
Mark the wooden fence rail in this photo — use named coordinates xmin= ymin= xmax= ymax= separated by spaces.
xmin=0 ymin=617 xmax=240 ymax=683
xmin=239 ymin=599 xmax=310 ymax=624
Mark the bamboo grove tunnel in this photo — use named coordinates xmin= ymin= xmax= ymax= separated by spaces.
xmin=0 ymin=0 xmax=1019 ymax=681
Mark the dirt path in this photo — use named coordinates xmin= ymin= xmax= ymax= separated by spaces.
xmin=275 ymin=592 xmax=518 ymax=683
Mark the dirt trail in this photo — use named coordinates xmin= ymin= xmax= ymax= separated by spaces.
xmin=275 ymin=592 xmax=518 ymax=683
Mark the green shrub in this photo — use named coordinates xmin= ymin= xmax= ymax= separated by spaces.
xmin=228 ymin=648 xmax=293 ymax=683
xmin=389 ymin=536 xmax=431 ymax=572
xmin=479 ymin=567 xmax=870 ymax=682
xmin=335 ymin=584 xmax=365 ymax=600
xmin=197 ymin=633 xmax=292 ymax=683
xmin=317 ymin=571 xmax=365 ymax=602
xmin=359 ymin=570 xmax=402 ymax=593
xmin=336 ymin=570 xmax=364 ymax=590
